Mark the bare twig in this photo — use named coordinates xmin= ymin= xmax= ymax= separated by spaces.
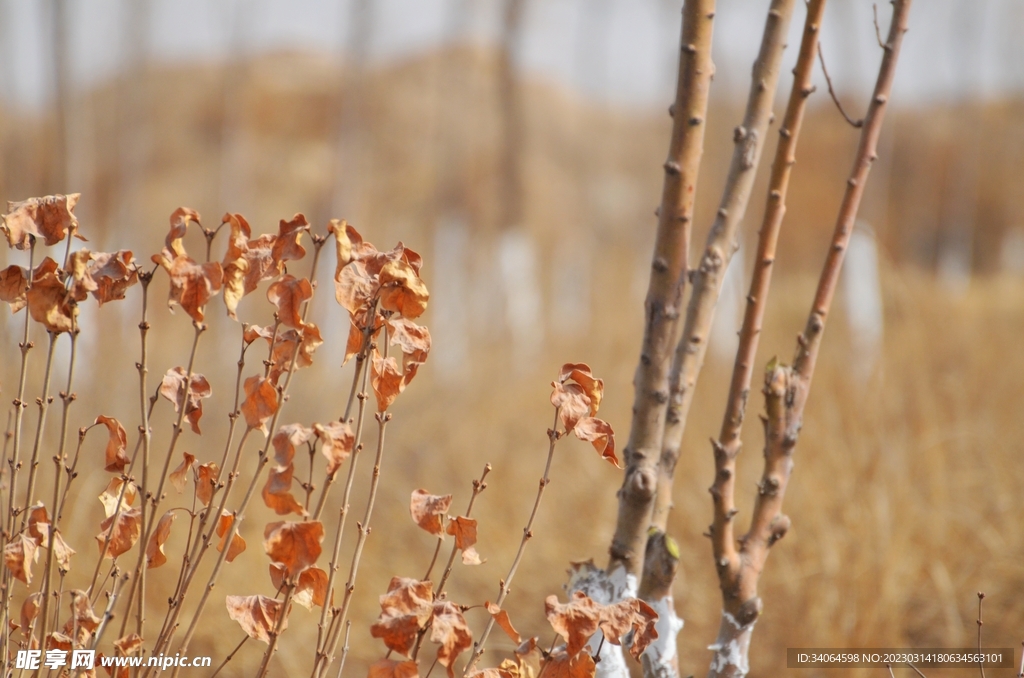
xmin=817 ymin=44 xmax=863 ymax=128
xmin=610 ymin=0 xmax=718 ymax=580
xmin=706 ymin=3 xmax=913 ymax=677
xmin=976 ymin=592 xmax=986 ymax=678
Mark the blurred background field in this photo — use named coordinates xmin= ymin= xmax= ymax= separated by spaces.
xmin=1 ymin=1 xmax=1023 ymax=676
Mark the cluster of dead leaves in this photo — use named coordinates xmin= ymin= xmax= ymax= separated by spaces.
xmin=331 ymin=221 xmax=431 ymax=412
xmin=409 ymin=490 xmax=481 ymax=565
xmin=369 ymin=578 xmax=472 ymax=678
xmin=262 ymin=421 xmax=354 ymax=516
xmin=226 ymin=520 xmax=327 ymax=643
xmin=3 ymin=504 xmax=75 ymax=585
xmin=14 ymin=590 xmax=113 ymax=675
xmin=550 ymin=364 xmax=619 ymax=468
xmin=0 ymin=196 xmax=140 ymax=331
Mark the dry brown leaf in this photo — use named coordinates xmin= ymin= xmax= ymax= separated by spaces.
xmin=165 ymin=207 xmax=200 ymax=257
xmin=410 ymin=490 xmax=451 ymax=537
xmin=271 ymin=565 xmax=330 ymax=610
xmin=146 ymin=511 xmax=176 ymax=569
xmin=241 ymin=375 xmax=279 ymax=434
xmin=367 ymin=659 xmax=420 ymax=678
xmin=158 ymin=368 xmax=212 ymax=435
xmin=50 ymin=530 xmax=75 ymax=571
xmin=314 ymin=421 xmax=354 ymax=476
xmin=0 ymin=258 xmax=60 ymax=314
xmin=272 ymin=424 xmax=313 ymax=467
xmin=461 ymin=546 xmax=482 ymax=566
xmin=597 ymin=599 xmax=658 ymax=661
xmin=271 ymin=213 xmax=309 ymax=265
xmin=371 ymin=349 xmax=405 ymax=412
xmin=445 ymin=516 xmax=477 ymax=551
xmin=558 ymin=364 xmax=604 ymax=416
xmin=169 ymin=452 xmax=196 ymax=493
xmin=334 ymin=260 xmax=376 ymax=315
xmin=378 ymin=259 xmax=429 ymax=319
xmin=344 ymin=308 xmax=383 ymax=365
xmin=89 ymin=250 xmax=138 ymax=305
xmin=243 ymin=324 xmax=275 ymax=345
xmin=371 ymin=577 xmax=434 ymax=654
xmin=387 ymin=317 xmax=431 ymax=385
xmin=113 ymin=632 xmax=144 ymax=656
xmin=263 ymin=520 xmax=323 ymax=577
xmin=46 ymin=631 xmax=73 ymax=651
xmin=20 ymin=593 xmax=41 ymax=632
xmin=486 ymin=602 xmax=522 ymax=644
xmin=95 ymin=416 xmax=129 ymax=473
xmin=542 ymin=649 xmax=596 ymax=678
xmin=262 ymin=465 xmax=305 ymax=516
xmin=68 ymin=249 xmax=98 ymax=301
xmin=549 ymin=382 xmax=591 ymax=433
xmin=96 ymin=508 xmax=142 ymax=559
xmin=2 ymin=194 xmax=83 ymax=249
xmin=196 ymin=462 xmax=220 ymax=506
xmin=327 ymin=219 xmax=362 ymax=279
xmin=545 ymin=592 xmax=601 ymax=658
xmin=269 ymin=324 xmax=323 ymax=385
xmin=220 ymin=213 xmax=252 ymax=319
xmin=225 ymin=595 xmax=287 ymax=644
xmin=4 ymin=534 xmax=39 ymax=583
xmin=26 ymin=504 xmax=50 ymax=545
xmin=430 ymin=601 xmax=472 ymax=677
xmin=267 ymin=275 xmax=312 ymax=329
xmin=240 ymin=234 xmax=280 ymax=295
xmin=215 ymin=511 xmax=247 ymax=563
xmin=68 ymin=591 xmax=102 ymax=632
xmin=372 ymin=606 xmax=427 ymax=655
xmin=572 ymin=418 xmax=619 ymax=469
xmin=27 ymin=266 xmax=75 ymax=333
xmin=151 ymin=250 xmax=223 ymax=324
xmin=466 ymin=669 xmax=516 ymax=678
xmin=97 ymin=478 xmax=137 ymax=518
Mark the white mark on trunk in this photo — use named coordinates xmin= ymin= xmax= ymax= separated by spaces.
xmin=642 ymin=594 xmax=684 ymax=678
xmin=708 ymin=611 xmax=755 ymax=678
xmin=566 ymin=562 xmax=637 ymax=678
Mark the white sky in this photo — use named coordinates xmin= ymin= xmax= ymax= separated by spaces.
xmin=1 ymin=0 xmax=1022 ymax=112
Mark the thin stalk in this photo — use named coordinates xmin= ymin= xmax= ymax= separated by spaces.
xmin=464 ymin=411 xmax=562 ymax=674
xmin=135 ymin=268 xmax=155 ymax=640
xmin=436 ymin=464 xmax=491 ymax=596
xmin=20 ymin=331 xmax=58 ymax=524
xmin=255 ymin=581 xmax=296 ymax=677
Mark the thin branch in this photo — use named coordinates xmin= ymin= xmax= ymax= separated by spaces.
xmin=873 ymin=4 xmax=886 ymax=48
xmin=976 ymin=592 xmax=986 ymax=678
xmin=609 ymin=0 xmax=718 ymax=580
xmin=817 ymin=44 xmax=863 ymax=128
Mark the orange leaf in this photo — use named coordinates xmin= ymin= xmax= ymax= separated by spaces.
xmin=486 ymin=602 xmax=522 ymax=644
xmin=146 ymin=511 xmax=176 ymax=569
xmin=262 ymin=464 xmax=305 ymax=516
xmin=371 ymin=349 xmax=405 ymax=412
xmin=558 ymin=364 xmax=604 ymax=416
xmin=196 ymin=462 xmax=220 ymax=506
xmin=269 ymin=324 xmax=323 ymax=385
xmin=271 ymin=565 xmax=330 ymax=610
xmin=334 ymin=260 xmax=377 ymax=316
xmin=597 ymin=598 xmax=659 ymax=661
xmin=20 ymin=593 xmax=41 ymax=632
xmin=67 ymin=249 xmax=98 ymax=301
xmin=241 ymin=234 xmax=281 ymax=295
xmin=542 ymin=649 xmax=596 ymax=678
xmin=241 ymin=375 xmax=279 ymax=434
xmin=46 ymin=631 xmax=73 ymax=651
xmin=27 ymin=266 xmax=76 ymax=333
xmin=572 ymin=418 xmax=619 ymax=468
xmin=4 ymin=534 xmax=39 ymax=583
xmin=89 ymin=250 xmax=138 ymax=306
xmin=95 ymin=416 xmax=129 ymax=472
xmin=387 ymin=317 xmax=431 ymax=385
xmin=368 ymin=659 xmax=420 ymax=678
xmin=0 ymin=258 xmax=59 ymax=314
xmin=151 ymin=250 xmax=223 ymax=324
xmin=430 ymin=601 xmax=472 ymax=677
xmin=371 ymin=577 xmax=434 ymax=656
xmin=158 ymin=368 xmax=212 ymax=435
xmin=267 ymin=275 xmax=312 ymax=329
xmin=314 ymin=421 xmax=354 ymax=476
xmin=549 ymin=382 xmax=590 ymax=433
xmin=263 ymin=520 xmax=323 ymax=578
xmin=96 ymin=508 xmax=142 ymax=559
xmin=165 ymin=207 xmax=200 ymax=257
xmin=271 ymin=214 xmax=309 ymax=265
xmin=544 ymin=592 xmax=601 ymax=658
xmin=410 ymin=490 xmax=451 ymax=537
xmin=445 ymin=516 xmax=477 ymax=551
xmin=327 ymin=219 xmax=363 ymax=279
xmin=215 ymin=511 xmax=246 ymax=563
xmin=169 ymin=452 xmax=197 ymax=493
xmin=113 ymin=632 xmax=144 ymax=656
xmin=97 ymin=478 xmax=137 ymax=518
xmin=220 ymin=213 xmax=252 ymax=319
xmin=225 ymin=594 xmax=287 ymax=644
xmin=272 ymin=424 xmax=314 ymax=467
xmin=2 ymin=194 xmax=83 ymax=249
xmin=378 ymin=259 xmax=429 ymax=319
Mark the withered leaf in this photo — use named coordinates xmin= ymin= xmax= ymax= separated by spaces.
xmin=146 ymin=511 xmax=176 ymax=569
xmin=241 ymin=234 xmax=280 ymax=295
xmin=221 ymin=213 xmax=252 ymax=319
xmin=445 ymin=516 xmax=477 ymax=551
xmin=27 ymin=266 xmax=75 ymax=333
xmin=262 ymin=464 xmax=305 ymax=516
xmin=335 ymin=260 xmax=376 ymax=316
xmin=225 ymin=595 xmax=287 ymax=644
xmin=272 ymin=423 xmax=314 ymax=467
xmin=545 ymin=592 xmax=601 ymax=658
xmin=430 ymin=601 xmax=472 ymax=677
xmin=368 ymin=659 xmax=420 ymax=678
xmin=263 ymin=520 xmax=323 ymax=578
xmin=241 ymin=375 xmax=279 ymax=434
xmin=68 ymin=249 xmax=98 ymax=301
xmin=344 ymin=308 xmax=383 ymax=366
xmin=328 ymin=219 xmax=362 ymax=279
xmin=387 ymin=317 xmax=430 ymax=385
xmin=549 ymin=382 xmax=590 ymax=434
xmin=378 ymin=259 xmax=429 ymax=319
xmin=2 ymin=194 xmax=83 ymax=249
xmin=269 ymin=324 xmax=322 ymax=385
xmin=46 ymin=631 xmax=73 ymax=651
xmin=410 ymin=490 xmax=451 ymax=537
xmin=270 ymin=564 xmax=330 ymax=610
xmin=20 ymin=593 xmax=41 ymax=632
xmin=96 ymin=508 xmax=142 ymax=559
xmin=267 ymin=275 xmax=312 ymax=329
xmin=196 ymin=462 xmax=220 ymax=506
xmin=271 ymin=214 xmax=309 ymax=265
xmin=95 ymin=416 xmax=129 ymax=473
xmin=26 ymin=504 xmax=50 ymax=545
xmin=572 ymin=418 xmax=619 ymax=469
xmin=165 ymin=207 xmax=201 ymax=257
xmin=0 ymin=258 xmax=59 ymax=314
xmin=314 ymin=421 xmax=354 ymax=476
xmin=243 ymin=324 xmax=275 ymax=345
xmin=597 ymin=598 xmax=658 ymax=661
xmin=90 ymin=250 xmax=138 ymax=305
xmin=558 ymin=364 xmax=604 ymax=416
xmin=169 ymin=452 xmax=197 ymax=493
xmin=158 ymin=368 xmax=212 ymax=435
xmin=216 ymin=511 xmax=246 ymax=563
xmin=50 ymin=530 xmax=75 ymax=571
xmin=542 ymin=649 xmax=596 ymax=678
xmin=151 ymin=250 xmax=223 ymax=323
xmin=4 ymin=534 xmax=39 ymax=583
xmin=485 ymin=602 xmax=522 ymax=644
xmin=98 ymin=478 xmax=137 ymax=518
xmin=461 ymin=546 xmax=482 ymax=566
xmin=68 ymin=591 xmax=102 ymax=632
xmin=371 ymin=577 xmax=434 ymax=656
xmin=466 ymin=669 xmax=516 ymax=678
xmin=113 ymin=632 xmax=144 ymax=656
xmin=371 ymin=350 xmax=405 ymax=412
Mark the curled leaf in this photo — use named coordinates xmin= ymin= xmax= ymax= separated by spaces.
xmin=263 ymin=520 xmax=323 ymax=578
xmin=146 ymin=511 xmax=176 ymax=569
xmin=542 ymin=648 xmax=596 ymax=678
xmin=410 ymin=490 xmax=451 ymax=537
xmin=267 ymin=275 xmax=312 ymax=329
xmin=20 ymin=593 xmax=41 ymax=633
xmin=368 ymin=660 xmax=420 ymax=678
xmin=269 ymin=324 xmax=323 ymax=385
xmin=445 ymin=516 xmax=477 ymax=551
xmin=98 ymin=478 xmax=137 ymax=518
xmin=315 ymin=421 xmax=354 ymax=476
xmin=550 ymin=382 xmax=590 ymax=434
xmin=598 ymin=598 xmax=659 ymax=660
xmin=2 ymin=193 xmax=83 ymax=249
xmin=545 ymin=592 xmax=601 ymax=658
xmin=158 ymin=368 xmax=212 ymax=435
xmin=486 ymin=602 xmax=522 ymax=644
xmin=371 ymin=350 xmax=405 ymax=412
xmin=430 ymin=601 xmax=473 ymax=677
xmin=216 ymin=511 xmax=246 ymax=563
xmin=27 ymin=266 xmax=76 ymax=333
xmin=96 ymin=508 xmax=142 ymax=559
xmin=378 ymin=258 xmax=429 ymax=319
xmin=165 ymin=207 xmax=200 ymax=256
xmin=169 ymin=452 xmax=197 ymax=493
xmin=4 ymin=534 xmax=39 ymax=583
xmin=241 ymin=376 xmax=279 ymax=434
xmin=90 ymin=250 xmax=138 ymax=305
xmin=328 ymin=219 xmax=362 ymax=279
xmin=270 ymin=564 xmax=330 ymax=610
xmin=114 ymin=633 xmax=144 ymax=656
xmin=196 ymin=462 xmax=220 ymax=506
xmin=225 ymin=595 xmax=287 ymax=644
xmin=371 ymin=577 xmax=434 ymax=655
xmin=152 ymin=240 xmax=223 ymax=323
xmin=271 ymin=213 xmax=309 ymax=265
xmin=558 ymin=364 xmax=604 ymax=416
xmin=572 ymin=418 xmax=619 ymax=469
xmin=262 ymin=464 xmax=305 ymax=516
xmin=95 ymin=416 xmax=129 ymax=473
